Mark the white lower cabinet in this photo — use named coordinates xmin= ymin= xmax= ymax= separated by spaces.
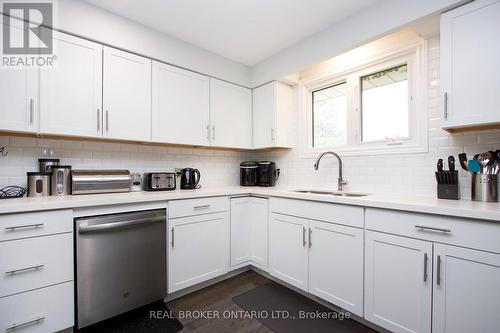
xmin=308 ymin=220 xmax=364 ymax=317
xmin=230 ymin=197 xmax=269 ymax=269
xmin=365 ymin=231 xmax=432 ymax=333
xmin=433 ymin=244 xmax=500 ymax=333
xmin=168 ymin=212 xmax=230 ymax=293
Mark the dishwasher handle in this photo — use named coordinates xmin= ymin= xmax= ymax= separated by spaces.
xmin=78 ymin=216 xmax=165 ymax=233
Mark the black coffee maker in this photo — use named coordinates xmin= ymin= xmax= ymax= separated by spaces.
xmin=180 ymin=168 xmax=201 ymax=189
xmin=240 ymin=161 xmax=259 ymax=186
xmin=258 ymin=161 xmax=280 ymax=187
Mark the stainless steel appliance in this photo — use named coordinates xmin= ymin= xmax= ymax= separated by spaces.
xmin=143 ymin=172 xmax=176 ymax=191
xmin=240 ymin=161 xmax=259 ymax=186
xmin=258 ymin=161 xmax=280 ymax=187
xmin=38 ymin=158 xmax=60 ymax=172
xmin=71 ymin=170 xmax=131 ymax=195
xmin=180 ymin=168 xmax=201 ymax=189
xmin=27 ymin=172 xmax=51 ymax=197
xmin=76 ymin=209 xmax=167 ymax=328
xmin=51 ymin=165 xmax=71 ymax=196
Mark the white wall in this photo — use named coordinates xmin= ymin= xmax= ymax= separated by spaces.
xmin=254 ymin=37 xmax=500 ymax=199
xmin=50 ymin=0 xmax=251 ymax=86
xmin=251 ymin=0 xmax=464 ymax=86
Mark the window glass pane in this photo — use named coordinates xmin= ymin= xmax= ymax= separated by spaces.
xmin=312 ymin=82 xmax=347 ymax=148
xmin=361 ymin=64 xmax=409 ymax=142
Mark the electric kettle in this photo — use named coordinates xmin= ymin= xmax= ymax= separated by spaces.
xmin=180 ymin=168 xmax=201 ymax=189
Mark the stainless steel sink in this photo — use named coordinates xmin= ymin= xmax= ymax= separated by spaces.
xmin=294 ymin=190 xmax=369 ymax=197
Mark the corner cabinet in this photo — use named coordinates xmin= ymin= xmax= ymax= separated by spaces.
xmin=253 ymin=81 xmax=293 ymax=149
xmin=440 ymin=0 xmax=500 ymax=130
xmin=103 ymin=47 xmax=152 ymax=142
xmin=152 ymin=62 xmax=210 ymax=146
xmin=209 ymin=78 xmax=252 ymax=149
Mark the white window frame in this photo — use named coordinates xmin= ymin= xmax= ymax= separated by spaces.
xmin=298 ymin=38 xmax=428 ymax=157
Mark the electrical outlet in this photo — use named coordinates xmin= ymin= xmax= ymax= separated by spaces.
xmin=0 ymin=146 xmax=7 ymax=157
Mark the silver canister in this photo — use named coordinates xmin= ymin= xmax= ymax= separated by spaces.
xmin=27 ymin=172 xmax=51 ymax=197
xmin=472 ymin=174 xmax=498 ymax=202
xmin=39 ymin=158 xmax=60 ymax=172
xmin=51 ymin=165 xmax=72 ymax=196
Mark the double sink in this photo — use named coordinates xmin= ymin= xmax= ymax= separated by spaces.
xmin=293 ymin=190 xmax=369 ymax=197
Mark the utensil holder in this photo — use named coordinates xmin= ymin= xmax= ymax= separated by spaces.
xmin=472 ymin=174 xmax=498 ymax=202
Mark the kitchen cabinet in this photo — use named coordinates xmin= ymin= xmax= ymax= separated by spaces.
xmin=40 ymin=30 xmax=103 ymax=138
xmin=440 ymin=0 xmax=500 ymax=130
xmin=364 ymin=230 xmax=432 ymax=333
xmin=103 ymin=46 xmax=151 ymax=141
xmin=432 ymin=244 xmax=500 ymax=333
xmin=0 ymin=19 xmax=38 ymax=134
xmin=168 ymin=212 xmax=230 ymax=293
xmin=209 ymin=78 xmax=252 ymax=149
xmin=308 ymin=220 xmax=363 ymax=317
xmin=152 ymin=62 xmax=210 ymax=146
xmin=253 ymin=81 xmax=293 ymax=149
xmin=230 ymin=197 xmax=268 ymax=269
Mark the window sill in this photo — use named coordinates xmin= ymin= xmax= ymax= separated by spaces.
xmin=298 ymin=143 xmax=428 ymax=158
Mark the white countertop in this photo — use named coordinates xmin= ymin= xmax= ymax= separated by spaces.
xmin=1 ymin=187 xmax=499 ymax=222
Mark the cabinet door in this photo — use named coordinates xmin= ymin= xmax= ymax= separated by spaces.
xmin=152 ymin=62 xmax=210 ymax=146
xmin=103 ymin=47 xmax=151 ymax=141
xmin=168 ymin=212 xmax=229 ymax=293
xmin=249 ymin=197 xmax=269 ymax=268
xmin=364 ymin=231 xmax=432 ymax=333
xmin=433 ymin=244 xmax=500 ymax=333
xmin=230 ymin=197 xmax=252 ymax=266
xmin=441 ymin=0 xmax=500 ymax=129
xmin=308 ymin=221 xmax=363 ymax=317
xmin=209 ymin=78 xmax=252 ymax=148
xmin=252 ymin=82 xmax=276 ymax=149
xmin=269 ymin=213 xmax=308 ymax=291
xmin=40 ymin=30 xmax=103 ymax=138
xmin=0 ymin=18 xmax=38 ymax=133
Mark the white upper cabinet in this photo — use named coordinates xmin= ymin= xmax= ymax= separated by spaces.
xmin=441 ymin=0 xmax=500 ymax=130
xmin=0 ymin=18 xmax=38 ymax=134
xmin=103 ymin=47 xmax=151 ymax=141
xmin=152 ymin=62 xmax=210 ymax=146
xmin=40 ymin=30 xmax=103 ymax=138
xmin=253 ymin=81 xmax=293 ymax=149
xmin=433 ymin=244 xmax=500 ymax=333
xmin=209 ymin=78 xmax=252 ymax=149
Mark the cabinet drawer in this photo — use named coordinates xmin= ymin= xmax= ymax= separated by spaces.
xmin=270 ymin=197 xmax=364 ymax=228
xmin=0 ymin=233 xmax=73 ymax=297
xmin=366 ymin=208 xmax=500 ymax=254
xmin=169 ymin=196 xmax=229 ymax=219
xmin=0 ymin=282 xmax=74 ymax=333
xmin=0 ymin=210 xmax=73 ymax=242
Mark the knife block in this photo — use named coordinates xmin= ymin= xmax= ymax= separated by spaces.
xmin=436 ymin=171 xmax=459 ymax=200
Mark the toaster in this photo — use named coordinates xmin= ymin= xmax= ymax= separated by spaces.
xmin=143 ymin=173 xmax=176 ymax=191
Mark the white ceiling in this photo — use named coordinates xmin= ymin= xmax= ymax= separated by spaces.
xmin=83 ymin=0 xmax=379 ymax=66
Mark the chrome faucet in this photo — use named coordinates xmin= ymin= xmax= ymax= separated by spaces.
xmin=314 ymin=151 xmax=348 ymax=191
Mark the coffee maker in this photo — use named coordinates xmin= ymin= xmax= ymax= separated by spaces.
xmin=258 ymin=161 xmax=280 ymax=187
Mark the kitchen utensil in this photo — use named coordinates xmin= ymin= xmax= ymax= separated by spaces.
xmin=130 ymin=173 xmax=143 ymax=192
xmin=180 ymin=168 xmax=201 ymax=189
xmin=27 ymin=172 xmax=51 ymax=197
xmin=143 ymin=173 xmax=176 ymax=191
xmin=468 ymin=160 xmax=481 ymax=173
xmin=240 ymin=161 xmax=259 ymax=186
xmin=51 ymin=165 xmax=72 ymax=196
xmin=458 ymin=153 xmax=468 ymax=171
xmin=0 ymin=186 xmax=27 ymax=199
xmin=38 ymin=158 xmax=60 ymax=172
xmin=71 ymin=170 xmax=131 ymax=195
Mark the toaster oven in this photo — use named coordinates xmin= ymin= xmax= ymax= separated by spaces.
xmin=143 ymin=173 xmax=176 ymax=191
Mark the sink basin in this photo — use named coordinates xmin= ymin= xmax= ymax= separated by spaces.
xmin=294 ymin=190 xmax=369 ymax=197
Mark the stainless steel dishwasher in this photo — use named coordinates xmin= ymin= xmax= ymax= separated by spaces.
xmin=76 ymin=209 xmax=167 ymax=328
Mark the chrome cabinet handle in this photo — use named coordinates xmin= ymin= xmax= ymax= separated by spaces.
xmin=5 ymin=264 xmax=45 ymax=275
xmin=171 ymin=227 xmax=174 ymax=247
xmin=443 ymin=92 xmax=448 ymax=119
xmin=302 ymin=227 xmax=306 ymax=246
xmin=206 ymin=125 xmax=210 ymax=141
xmin=6 ymin=316 xmax=45 ymax=331
xmin=271 ymin=128 xmax=275 ymax=142
xmin=308 ymin=228 xmax=312 ymax=248
xmin=436 ymin=255 xmax=442 ymax=286
xmin=29 ymin=98 xmax=34 ymax=124
xmin=212 ymin=125 xmax=215 ymax=141
xmin=423 ymin=253 xmax=428 ymax=282
xmin=106 ymin=110 xmax=109 ymax=132
xmin=414 ymin=225 xmax=451 ymax=233
xmin=193 ymin=204 xmax=211 ymax=210
xmin=5 ymin=223 xmax=44 ymax=231
xmin=97 ymin=109 xmax=101 ymax=131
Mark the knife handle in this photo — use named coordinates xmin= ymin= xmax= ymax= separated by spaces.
xmin=437 ymin=159 xmax=443 ymax=172
xmin=448 ymin=156 xmax=455 ymax=172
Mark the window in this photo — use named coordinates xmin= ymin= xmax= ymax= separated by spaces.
xmin=300 ymin=36 xmax=427 ymax=156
